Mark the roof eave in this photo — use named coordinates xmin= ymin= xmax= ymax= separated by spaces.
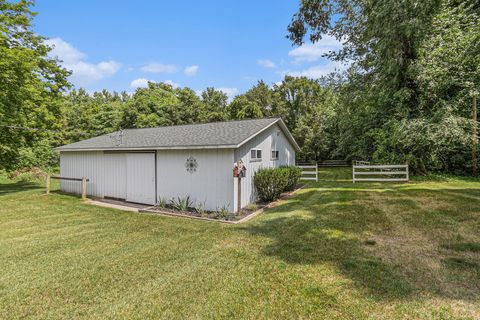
xmin=55 ymin=144 xmax=238 ymax=152
xmin=235 ymin=118 xmax=301 ymax=151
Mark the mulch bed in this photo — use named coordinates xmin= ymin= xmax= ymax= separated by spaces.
xmin=140 ymin=184 xmax=304 ymax=223
xmin=141 ymin=203 xmax=266 ymax=222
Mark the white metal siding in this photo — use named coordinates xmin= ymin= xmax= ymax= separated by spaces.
xmin=156 ymin=149 xmax=234 ymax=212
xmin=60 ymin=151 xmax=127 ymax=199
xmin=60 ymin=151 xmax=104 ymax=196
xmin=233 ymin=124 xmax=296 ymax=208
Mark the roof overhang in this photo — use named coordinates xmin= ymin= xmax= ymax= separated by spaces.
xmin=236 ymin=118 xmax=300 ymax=151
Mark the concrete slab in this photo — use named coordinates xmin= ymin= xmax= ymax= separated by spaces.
xmin=86 ymin=198 xmax=151 ymax=212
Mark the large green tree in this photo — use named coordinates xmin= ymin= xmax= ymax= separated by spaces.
xmin=0 ymin=0 xmax=70 ymax=170
xmin=288 ymin=0 xmax=479 ymax=174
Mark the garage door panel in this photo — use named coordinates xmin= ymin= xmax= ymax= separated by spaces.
xmin=103 ymin=153 xmax=127 ymax=199
xmin=126 ymin=153 xmax=156 ymax=205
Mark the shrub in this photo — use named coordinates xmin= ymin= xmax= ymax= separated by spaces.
xmin=254 ymin=166 xmax=301 ymax=202
xmin=8 ymin=167 xmax=48 ymax=182
xmin=280 ymin=166 xmax=302 ymax=191
xmin=254 ymin=167 xmax=288 ymax=202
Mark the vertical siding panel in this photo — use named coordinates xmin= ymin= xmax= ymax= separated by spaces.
xmin=60 ymin=151 xmax=127 ymax=198
xmin=233 ymin=123 xmax=297 ymax=208
xmin=156 ymin=149 xmax=234 ymax=212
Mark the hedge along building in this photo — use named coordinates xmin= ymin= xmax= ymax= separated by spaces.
xmin=55 ymin=118 xmax=299 ymax=213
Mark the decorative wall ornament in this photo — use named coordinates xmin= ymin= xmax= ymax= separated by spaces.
xmin=185 ymin=156 xmax=198 ymax=173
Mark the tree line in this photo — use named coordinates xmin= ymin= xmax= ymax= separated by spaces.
xmin=0 ymin=0 xmax=478 ymax=175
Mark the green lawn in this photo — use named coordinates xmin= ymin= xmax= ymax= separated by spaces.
xmin=1 ymin=169 xmax=479 ymax=319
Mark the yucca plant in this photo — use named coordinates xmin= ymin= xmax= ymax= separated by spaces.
xmin=170 ymin=196 xmax=193 ymax=211
xmin=157 ymin=198 xmax=167 ymax=208
xmin=215 ymin=204 xmax=231 ymax=220
xmin=195 ymin=201 xmax=206 ymax=215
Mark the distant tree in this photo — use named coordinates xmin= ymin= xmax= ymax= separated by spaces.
xmin=271 ymin=76 xmax=325 ymax=130
xmin=228 ymin=95 xmax=264 ymax=120
xmin=200 ymin=88 xmax=229 ymax=122
xmin=121 ymin=82 xmax=179 ymax=128
xmin=174 ymin=87 xmax=203 ymax=125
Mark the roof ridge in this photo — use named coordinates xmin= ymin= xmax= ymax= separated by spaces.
xmin=121 ymin=117 xmax=280 ymax=131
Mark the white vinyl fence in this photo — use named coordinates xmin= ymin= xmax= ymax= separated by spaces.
xmin=352 ymin=164 xmax=409 ymax=183
xmin=353 ymin=160 xmax=370 ymax=166
xmin=297 ymin=163 xmax=318 ymax=182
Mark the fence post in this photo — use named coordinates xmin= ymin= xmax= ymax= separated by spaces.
xmin=406 ymin=163 xmax=409 ymax=181
xmin=316 ymin=165 xmax=318 ymax=182
xmin=46 ymin=174 xmax=51 ymax=195
xmin=81 ymin=177 xmax=87 ymax=200
xmin=352 ymin=166 xmax=356 ymax=183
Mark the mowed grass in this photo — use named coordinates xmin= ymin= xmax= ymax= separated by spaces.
xmin=0 ymin=169 xmax=479 ymax=319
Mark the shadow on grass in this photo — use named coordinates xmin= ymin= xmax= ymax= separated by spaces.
xmin=240 ymin=180 xmax=480 ymax=302
xmin=241 ymin=188 xmax=413 ymax=301
xmin=0 ymin=181 xmax=41 ymax=196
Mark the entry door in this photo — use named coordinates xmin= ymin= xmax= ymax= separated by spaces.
xmin=126 ymin=153 xmax=156 ymax=205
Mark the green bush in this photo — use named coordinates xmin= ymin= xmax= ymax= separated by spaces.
xmin=281 ymin=166 xmax=302 ymax=191
xmin=8 ymin=167 xmax=48 ymax=182
xmin=254 ymin=166 xmax=300 ymax=202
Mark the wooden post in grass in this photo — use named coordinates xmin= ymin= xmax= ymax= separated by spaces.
xmin=473 ymin=94 xmax=478 ymax=176
xmin=81 ymin=176 xmax=87 ymax=200
xmin=46 ymin=174 xmax=51 ymax=195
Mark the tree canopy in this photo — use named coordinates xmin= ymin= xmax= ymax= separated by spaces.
xmin=1 ymin=0 xmax=478 ymax=175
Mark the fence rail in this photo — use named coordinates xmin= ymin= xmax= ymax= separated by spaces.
xmin=353 ymin=160 xmax=370 ymax=166
xmin=46 ymin=175 xmax=89 ymax=199
xmin=352 ymin=164 xmax=409 ymax=183
xmin=318 ymin=160 xmax=350 ymax=167
xmin=297 ymin=164 xmax=318 ymax=182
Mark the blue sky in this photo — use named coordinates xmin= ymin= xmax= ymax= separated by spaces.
xmin=35 ymin=1 xmax=343 ymax=98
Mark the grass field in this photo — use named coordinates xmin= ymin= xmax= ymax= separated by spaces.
xmin=0 ymin=168 xmax=479 ymax=319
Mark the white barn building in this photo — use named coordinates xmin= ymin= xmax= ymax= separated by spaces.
xmin=56 ymin=118 xmax=299 ymax=212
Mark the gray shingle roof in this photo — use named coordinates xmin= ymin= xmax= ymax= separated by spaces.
xmin=56 ymin=118 xmax=298 ymax=151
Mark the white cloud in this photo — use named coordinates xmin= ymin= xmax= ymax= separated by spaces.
xmin=130 ymin=78 xmax=180 ymax=89
xmin=184 ymin=65 xmax=199 ymax=76
xmin=218 ymin=87 xmax=239 ymax=100
xmin=45 ymin=37 xmax=121 ymax=85
xmin=279 ymin=61 xmax=348 ymax=79
xmin=257 ymin=59 xmax=276 ymax=68
xmin=130 ymin=78 xmax=154 ymax=88
xmin=163 ymin=80 xmax=180 ymax=88
xmin=141 ymin=63 xmax=177 ymax=73
xmin=288 ymin=35 xmax=343 ymax=63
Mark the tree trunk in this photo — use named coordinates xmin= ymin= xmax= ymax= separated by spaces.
xmin=473 ymin=95 xmax=478 ymax=176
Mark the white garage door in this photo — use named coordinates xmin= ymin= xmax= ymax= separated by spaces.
xmin=126 ymin=153 xmax=156 ymax=205
xmin=103 ymin=153 xmax=127 ymax=199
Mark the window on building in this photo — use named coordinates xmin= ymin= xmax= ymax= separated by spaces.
xmin=250 ymin=149 xmax=262 ymax=161
xmin=271 ymin=150 xmax=279 ymax=160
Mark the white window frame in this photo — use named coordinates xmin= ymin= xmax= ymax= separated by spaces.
xmin=271 ymin=150 xmax=279 ymax=160
xmin=250 ymin=149 xmax=262 ymax=162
